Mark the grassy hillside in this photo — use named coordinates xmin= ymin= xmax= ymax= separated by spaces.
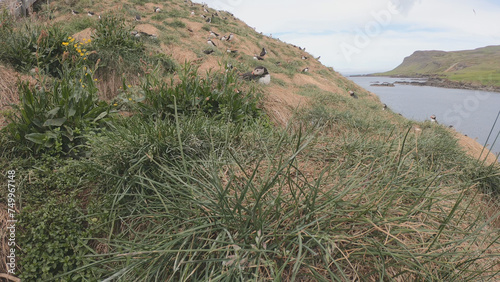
xmin=378 ymin=46 xmax=500 ymax=86
xmin=1 ymin=0 xmax=500 ymax=281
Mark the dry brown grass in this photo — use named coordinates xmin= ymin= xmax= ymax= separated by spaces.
xmin=0 ymin=64 xmax=37 ymax=129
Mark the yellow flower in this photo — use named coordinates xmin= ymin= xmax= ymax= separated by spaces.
xmin=128 ymin=98 xmax=132 ymax=101
xmin=113 ymin=103 xmax=118 ymax=106
xmin=62 ymin=42 xmax=69 ymax=46
xmin=82 ymin=85 xmax=85 ymax=88
xmin=68 ymin=36 xmax=72 ymax=39
xmin=69 ymin=38 xmax=75 ymax=43
xmin=128 ymin=84 xmax=132 ymax=88
xmin=94 ymin=78 xmax=98 ymax=81
xmin=74 ymin=44 xmax=78 ymax=48
xmin=80 ymin=53 xmax=84 ymax=56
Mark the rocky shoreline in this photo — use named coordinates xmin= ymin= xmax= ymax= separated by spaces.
xmin=391 ymin=76 xmax=500 ymax=93
xmin=354 ymin=74 xmax=500 ymax=93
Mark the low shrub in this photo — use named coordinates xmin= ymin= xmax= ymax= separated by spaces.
xmin=18 ymin=199 xmax=94 ymax=280
xmin=90 ymin=14 xmax=142 ymax=55
xmin=4 ymin=63 xmax=109 ymax=156
xmin=0 ymin=19 xmax=67 ymax=76
xmin=138 ymin=63 xmax=261 ymax=122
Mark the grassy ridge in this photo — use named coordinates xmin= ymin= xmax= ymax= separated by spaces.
xmin=378 ymin=46 xmax=500 ymax=86
xmin=0 ymin=0 xmax=499 ymax=280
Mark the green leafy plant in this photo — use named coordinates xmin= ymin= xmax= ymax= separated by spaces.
xmin=18 ymin=199 xmax=94 ymax=281
xmin=90 ymin=14 xmax=143 ymax=55
xmin=0 ymin=19 xmax=67 ymax=76
xmin=138 ymin=63 xmax=261 ymax=122
xmin=5 ymin=63 xmax=109 ymax=155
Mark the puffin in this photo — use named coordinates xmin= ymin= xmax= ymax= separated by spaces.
xmin=383 ymin=104 xmax=388 ymax=110
xmin=71 ymin=10 xmax=79 ymax=15
xmin=430 ymin=115 xmax=438 ymax=123
xmin=203 ymin=49 xmax=214 ymax=55
xmin=209 ymin=30 xmax=219 ymax=37
xmin=301 ymin=67 xmax=309 ymax=73
xmin=226 ymin=49 xmax=238 ymax=54
xmin=241 ymin=66 xmax=271 ymax=85
xmin=259 ymin=47 xmax=267 ymax=57
xmin=207 ymin=38 xmax=217 ymax=47
xmin=227 ymin=33 xmax=234 ymax=41
xmin=154 ymin=7 xmax=161 ymax=13
xmin=206 ymin=17 xmax=212 ymax=23
xmin=349 ymin=90 xmax=358 ymax=99
xmin=87 ymin=11 xmax=95 ymax=16
xmin=135 ymin=15 xmax=141 ymax=21
xmin=301 ymin=55 xmax=308 ymax=60
xmin=220 ymin=35 xmax=227 ymax=41
xmin=253 ymin=55 xmax=264 ymax=61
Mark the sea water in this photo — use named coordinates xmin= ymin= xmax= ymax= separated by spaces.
xmin=349 ymin=76 xmax=500 ymax=155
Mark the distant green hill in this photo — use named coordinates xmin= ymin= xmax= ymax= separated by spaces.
xmin=377 ymin=46 xmax=500 ymax=86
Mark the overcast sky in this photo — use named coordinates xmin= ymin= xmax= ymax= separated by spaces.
xmin=196 ymin=0 xmax=500 ymax=75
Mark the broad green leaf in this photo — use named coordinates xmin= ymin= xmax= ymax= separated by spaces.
xmin=47 ymin=107 xmax=60 ymax=118
xmin=43 ymin=118 xmax=66 ymax=127
xmin=25 ymin=133 xmax=46 ymax=144
xmin=68 ymin=106 xmax=76 ymax=118
xmin=93 ymin=111 xmax=108 ymax=122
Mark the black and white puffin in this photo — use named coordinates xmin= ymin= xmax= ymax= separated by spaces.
xmin=207 ymin=38 xmax=217 ymax=47
xmin=253 ymin=55 xmax=264 ymax=61
xmin=203 ymin=49 xmax=214 ymax=55
xmin=259 ymin=47 xmax=267 ymax=57
xmin=87 ymin=11 xmax=94 ymax=16
xmin=71 ymin=10 xmax=79 ymax=15
xmin=135 ymin=15 xmax=141 ymax=21
xmin=154 ymin=7 xmax=161 ymax=13
xmin=209 ymin=30 xmax=219 ymax=37
xmin=430 ymin=115 xmax=438 ymax=123
xmin=241 ymin=66 xmax=270 ymax=85
xmin=383 ymin=104 xmax=388 ymax=110
xmin=227 ymin=33 xmax=234 ymax=41
xmin=349 ymin=90 xmax=358 ymax=99
xmin=302 ymin=67 xmax=309 ymax=73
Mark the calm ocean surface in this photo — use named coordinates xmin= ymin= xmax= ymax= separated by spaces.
xmin=348 ymin=76 xmax=500 ymax=155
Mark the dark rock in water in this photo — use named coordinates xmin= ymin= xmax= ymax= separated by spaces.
xmin=370 ymin=82 xmax=395 ymax=87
